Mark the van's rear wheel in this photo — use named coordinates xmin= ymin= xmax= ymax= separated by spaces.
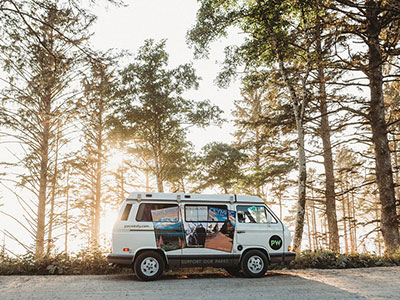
xmin=241 ymin=250 xmax=268 ymax=278
xmin=134 ymin=251 xmax=165 ymax=281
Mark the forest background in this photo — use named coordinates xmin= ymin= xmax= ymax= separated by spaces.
xmin=0 ymin=0 xmax=400 ymax=264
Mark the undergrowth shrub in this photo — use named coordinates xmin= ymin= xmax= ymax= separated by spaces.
xmin=1 ymin=249 xmax=400 ymax=275
xmin=0 ymin=249 xmax=127 ymax=275
xmin=271 ymin=250 xmax=400 ymax=270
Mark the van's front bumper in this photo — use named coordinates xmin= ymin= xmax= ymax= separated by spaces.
xmin=107 ymin=253 xmax=134 ymax=266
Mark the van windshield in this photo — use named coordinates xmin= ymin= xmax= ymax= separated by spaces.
xmin=237 ymin=205 xmax=276 ymax=224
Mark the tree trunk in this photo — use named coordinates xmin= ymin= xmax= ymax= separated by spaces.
xmin=316 ymin=23 xmax=340 ymax=252
xmin=156 ymin=175 xmax=164 ymax=192
xmin=341 ymin=185 xmax=348 ymax=254
xmin=346 ymin=187 xmax=355 ymax=253
xmin=180 ymin=177 xmax=186 ymax=193
xmin=35 ymin=98 xmax=51 ymax=258
xmin=90 ymin=200 xmax=95 ymax=246
xmin=277 ymin=50 xmax=307 ymax=252
xmin=154 ymin=147 xmax=164 ymax=192
xmin=366 ymin=6 xmax=400 ymax=252
xmin=120 ymin=167 xmax=125 ymax=204
xmin=255 ymin=127 xmax=261 ymax=196
xmin=254 ymin=96 xmax=262 ymax=196
xmin=306 ymin=202 xmax=312 ymax=249
xmin=323 ymin=215 xmax=328 ymax=249
xmin=293 ymin=119 xmax=307 ymax=251
xmin=350 ymin=188 xmax=357 ymax=252
xmin=94 ymin=131 xmax=102 ymax=247
xmin=375 ymin=204 xmax=382 ymax=256
xmin=145 ymin=169 xmax=150 ymax=191
xmin=311 ymin=201 xmax=317 ymax=250
xmin=278 ymin=187 xmax=282 ymax=221
xmin=65 ymin=168 xmax=69 ymax=254
xmin=47 ymin=123 xmax=60 ymax=256
xmin=94 ymin=164 xmax=101 ymax=246
xmin=392 ymin=137 xmax=400 ymax=216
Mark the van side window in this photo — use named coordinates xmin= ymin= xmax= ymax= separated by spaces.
xmin=237 ymin=205 xmax=277 ymax=224
xmin=120 ymin=203 xmax=132 ymax=221
xmin=136 ymin=203 xmax=178 ymax=222
xmin=185 ymin=205 xmax=227 ymax=222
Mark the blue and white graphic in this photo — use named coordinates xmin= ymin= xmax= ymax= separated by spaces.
xmin=208 ymin=207 xmax=227 ymax=221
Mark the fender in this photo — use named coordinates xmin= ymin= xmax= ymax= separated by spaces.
xmin=239 ymin=246 xmax=271 ymax=264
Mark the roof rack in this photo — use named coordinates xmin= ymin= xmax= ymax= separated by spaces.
xmin=126 ymin=192 xmax=264 ymax=204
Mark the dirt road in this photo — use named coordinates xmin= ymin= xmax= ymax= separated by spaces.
xmin=1 ymin=266 xmax=399 ymax=300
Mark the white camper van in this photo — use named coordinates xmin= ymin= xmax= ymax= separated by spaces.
xmin=107 ymin=192 xmax=295 ymax=281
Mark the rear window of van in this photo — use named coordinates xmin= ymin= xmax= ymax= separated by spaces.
xmin=136 ymin=203 xmax=178 ymax=222
xmin=120 ymin=204 xmax=132 ymax=221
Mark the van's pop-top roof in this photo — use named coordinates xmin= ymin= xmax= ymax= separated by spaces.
xmin=126 ymin=192 xmax=265 ymax=204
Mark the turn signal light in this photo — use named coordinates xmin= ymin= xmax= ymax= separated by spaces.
xmin=123 ymin=248 xmax=129 ymax=252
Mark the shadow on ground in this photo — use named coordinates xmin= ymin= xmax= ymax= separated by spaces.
xmin=104 ymin=269 xmax=325 ymax=281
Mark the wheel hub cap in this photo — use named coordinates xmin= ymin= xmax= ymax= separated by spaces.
xmin=141 ymin=257 xmax=159 ymax=276
xmin=247 ymin=255 xmax=264 ymax=273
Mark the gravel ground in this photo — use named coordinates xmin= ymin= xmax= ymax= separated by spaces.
xmin=1 ymin=266 xmax=399 ymax=300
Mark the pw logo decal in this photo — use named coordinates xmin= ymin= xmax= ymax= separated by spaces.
xmin=271 ymin=240 xmax=281 ymax=246
xmin=269 ymin=235 xmax=283 ymax=250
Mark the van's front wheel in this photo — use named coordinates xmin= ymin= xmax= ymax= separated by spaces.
xmin=241 ymin=250 xmax=268 ymax=278
xmin=134 ymin=251 xmax=165 ymax=281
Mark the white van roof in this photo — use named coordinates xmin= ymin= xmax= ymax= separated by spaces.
xmin=126 ymin=192 xmax=265 ymax=204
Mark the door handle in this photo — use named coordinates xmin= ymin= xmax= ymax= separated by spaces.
xmin=237 ymin=230 xmax=245 ymax=234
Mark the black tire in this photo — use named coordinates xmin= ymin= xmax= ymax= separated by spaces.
xmin=225 ymin=266 xmax=242 ymax=277
xmin=241 ymin=250 xmax=268 ymax=278
xmin=134 ymin=251 xmax=165 ymax=281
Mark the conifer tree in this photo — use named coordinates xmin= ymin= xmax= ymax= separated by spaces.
xmin=326 ymin=0 xmax=400 ymax=252
xmin=195 ymin=142 xmax=247 ymax=193
xmin=188 ymin=0 xmax=316 ymax=250
xmin=0 ymin=1 xmax=93 ymax=257
xmin=74 ymin=56 xmax=116 ymax=247
xmin=233 ymin=74 xmax=295 ymax=198
xmin=108 ymin=39 xmax=222 ymax=192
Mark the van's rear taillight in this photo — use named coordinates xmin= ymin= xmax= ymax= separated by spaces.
xmin=123 ymin=248 xmax=129 ymax=252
